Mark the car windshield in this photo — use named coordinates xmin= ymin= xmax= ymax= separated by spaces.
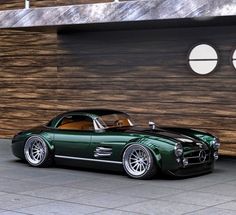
xmin=96 ymin=113 xmax=134 ymax=129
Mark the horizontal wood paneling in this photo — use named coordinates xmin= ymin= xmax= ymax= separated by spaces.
xmin=0 ymin=1 xmax=24 ymax=10
xmin=0 ymin=29 xmax=58 ymax=138
xmin=30 ymin=0 xmax=117 ymax=8
xmin=0 ymin=67 xmax=57 ymax=78
xmin=0 ymin=26 xmax=236 ymax=156
xmin=1 ymin=77 xmax=236 ymax=90
xmin=56 ymin=26 xmax=236 ymax=155
xmin=0 ymin=0 xmax=116 ymax=10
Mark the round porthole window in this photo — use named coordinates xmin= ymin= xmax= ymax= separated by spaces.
xmin=232 ymin=49 xmax=236 ymax=69
xmin=188 ymin=44 xmax=218 ymax=75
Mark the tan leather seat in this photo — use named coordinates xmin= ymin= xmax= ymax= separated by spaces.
xmin=58 ymin=121 xmax=93 ymax=131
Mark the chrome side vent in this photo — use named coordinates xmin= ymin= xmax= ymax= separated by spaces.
xmin=94 ymin=147 xmax=112 ymax=158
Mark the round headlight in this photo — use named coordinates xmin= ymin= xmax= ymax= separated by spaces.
xmin=211 ymin=138 xmax=220 ymax=150
xmin=175 ymin=143 xmax=183 ymax=157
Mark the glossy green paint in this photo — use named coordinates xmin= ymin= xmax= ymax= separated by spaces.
xmin=53 ymin=129 xmax=91 ymax=157
xmin=12 ymin=127 xmax=186 ymax=171
xmin=12 ymin=109 xmax=218 ymax=176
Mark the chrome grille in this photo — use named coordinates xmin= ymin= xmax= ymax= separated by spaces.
xmin=184 ymin=150 xmax=210 ymax=166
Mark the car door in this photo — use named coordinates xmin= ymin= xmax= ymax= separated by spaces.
xmin=90 ymin=130 xmax=135 ymax=162
xmin=53 ymin=114 xmax=94 ymax=158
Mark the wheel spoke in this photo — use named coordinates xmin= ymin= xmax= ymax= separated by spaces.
xmin=138 ymin=150 xmax=143 ymax=157
xmin=133 ymin=150 xmax=140 ymax=157
xmin=135 ymin=164 xmax=140 ymax=171
xmin=141 ymin=163 xmax=146 ymax=171
xmin=34 ymin=154 xmax=39 ymax=160
xmin=130 ymin=160 xmax=138 ymax=164
xmin=132 ymin=162 xmax=139 ymax=170
xmin=39 ymin=153 xmax=43 ymax=160
xmin=131 ymin=154 xmax=139 ymax=159
xmin=144 ymin=161 xmax=148 ymax=166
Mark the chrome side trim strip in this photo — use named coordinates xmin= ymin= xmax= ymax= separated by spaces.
xmin=55 ymin=155 xmax=122 ymax=165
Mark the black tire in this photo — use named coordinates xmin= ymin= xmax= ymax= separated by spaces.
xmin=24 ymin=136 xmax=53 ymax=167
xmin=122 ymin=144 xmax=157 ymax=179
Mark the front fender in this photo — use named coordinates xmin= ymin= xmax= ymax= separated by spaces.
xmin=122 ymin=138 xmax=163 ymax=169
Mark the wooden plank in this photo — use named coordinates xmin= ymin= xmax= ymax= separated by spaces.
xmin=1 ymin=77 xmax=236 ymax=92
xmin=1 ymin=65 xmax=235 ymax=79
xmin=1 ymin=88 xmax=236 ymax=111
xmin=0 ymin=1 xmax=24 ymax=10
xmin=1 ymin=105 xmax=236 ymax=121
xmin=0 ymin=56 xmax=58 ymax=67
xmin=57 ymin=53 xmax=186 ymax=67
xmin=0 ymin=31 xmax=57 ymax=46
xmin=219 ymin=144 xmax=236 ymax=156
xmin=0 ymin=67 xmax=57 ymax=78
xmin=30 ymin=0 xmax=113 ymax=8
xmin=1 ymin=65 xmax=235 ymax=78
xmin=58 ymin=66 xmax=236 ymax=78
xmin=0 ymin=45 xmax=58 ymax=57
xmin=0 ymin=98 xmax=235 ymax=116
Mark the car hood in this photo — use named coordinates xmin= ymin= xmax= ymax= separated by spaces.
xmin=121 ymin=126 xmax=207 ymax=148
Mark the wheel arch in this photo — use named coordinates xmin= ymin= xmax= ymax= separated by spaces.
xmin=25 ymin=133 xmax=54 ymax=152
xmin=121 ymin=138 xmax=162 ymax=169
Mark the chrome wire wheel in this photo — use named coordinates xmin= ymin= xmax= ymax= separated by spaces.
xmin=123 ymin=144 xmax=154 ymax=179
xmin=24 ymin=136 xmax=48 ymax=166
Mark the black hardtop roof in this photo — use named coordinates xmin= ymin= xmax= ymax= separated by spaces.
xmin=63 ymin=109 xmax=127 ymax=117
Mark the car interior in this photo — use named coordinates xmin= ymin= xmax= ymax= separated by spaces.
xmin=57 ymin=115 xmax=94 ymax=131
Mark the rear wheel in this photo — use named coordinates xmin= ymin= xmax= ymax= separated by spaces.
xmin=122 ymin=144 xmax=157 ymax=179
xmin=24 ymin=136 xmax=52 ymax=167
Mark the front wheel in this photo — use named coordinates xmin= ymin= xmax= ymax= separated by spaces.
xmin=24 ymin=136 xmax=52 ymax=167
xmin=122 ymin=144 xmax=157 ymax=179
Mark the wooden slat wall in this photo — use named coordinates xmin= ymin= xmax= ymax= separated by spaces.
xmin=0 ymin=0 xmax=126 ymax=10
xmin=0 ymin=29 xmax=58 ymax=137
xmin=30 ymin=0 xmax=113 ymax=8
xmin=0 ymin=26 xmax=236 ymax=155
xmin=56 ymin=26 xmax=236 ymax=155
xmin=0 ymin=1 xmax=24 ymax=10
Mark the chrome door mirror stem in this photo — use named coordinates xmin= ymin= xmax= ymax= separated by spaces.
xmin=149 ymin=121 xmax=156 ymax=130
xmin=25 ymin=0 xmax=30 ymax=9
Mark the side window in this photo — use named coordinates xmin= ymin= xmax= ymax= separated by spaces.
xmin=57 ymin=115 xmax=94 ymax=131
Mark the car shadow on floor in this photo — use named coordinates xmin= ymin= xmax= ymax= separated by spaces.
xmin=7 ymin=157 xmax=229 ymax=181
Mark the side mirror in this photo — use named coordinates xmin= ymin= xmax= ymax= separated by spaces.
xmin=149 ymin=121 xmax=156 ymax=130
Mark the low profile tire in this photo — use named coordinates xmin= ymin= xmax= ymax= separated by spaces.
xmin=24 ymin=136 xmax=52 ymax=167
xmin=122 ymin=144 xmax=157 ymax=179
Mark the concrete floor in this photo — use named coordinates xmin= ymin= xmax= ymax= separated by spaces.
xmin=0 ymin=139 xmax=236 ymax=215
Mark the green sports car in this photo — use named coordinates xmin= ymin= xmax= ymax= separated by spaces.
xmin=12 ymin=109 xmax=220 ymax=179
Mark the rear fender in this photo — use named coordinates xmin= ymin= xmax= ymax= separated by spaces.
xmin=27 ymin=133 xmax=54 ymax=151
